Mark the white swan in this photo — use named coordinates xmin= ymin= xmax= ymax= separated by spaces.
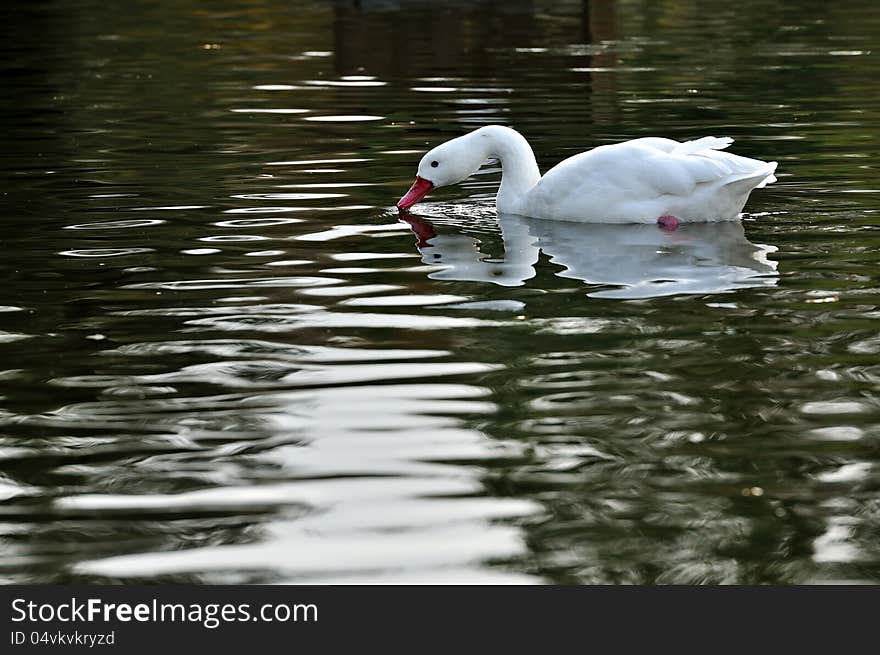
xmin=397 ymin=125 xmax=777 ymax=225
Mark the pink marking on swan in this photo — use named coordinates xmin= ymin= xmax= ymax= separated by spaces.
xmin=657 ymin=215 xmax=680 ymax=231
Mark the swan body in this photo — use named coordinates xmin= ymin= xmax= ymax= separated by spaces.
xmin=397 ymin=125 xmax=777 ymax=224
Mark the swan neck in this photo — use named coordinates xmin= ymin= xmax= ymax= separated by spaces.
xmin=476 ymin=126 xmax=541 ymax=211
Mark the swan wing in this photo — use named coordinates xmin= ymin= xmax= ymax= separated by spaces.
xmin=638 ymin=137 xmax=776 ymax=197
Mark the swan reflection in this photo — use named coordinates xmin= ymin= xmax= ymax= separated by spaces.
xmin=401 ymin=211 xmax=778 ymax=299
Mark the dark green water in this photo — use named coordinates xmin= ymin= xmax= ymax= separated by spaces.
xmin=1 ymin=0 xmax=879 ymax=584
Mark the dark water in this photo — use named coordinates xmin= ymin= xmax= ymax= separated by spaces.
xmin=1 ymin=0 xmax=879 ymax=584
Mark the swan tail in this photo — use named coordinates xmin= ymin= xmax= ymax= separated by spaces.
xmin=675 ymin=136 xmax=734 ymax=156
xmin=755 ymin=162 xmax=778 ymax=188
xmin=724 ymin=161 xmax=778 ymax=192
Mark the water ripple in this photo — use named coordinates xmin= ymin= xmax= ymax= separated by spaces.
xmin=60 ymin=247 xmax=154 ymax=258
xmin=122 ymin=277 xmax=344 ymax=291
xmin=304 ymin=115 xmax=384 ymax=122
xmin=64 ymin=219 xmax=165 ymax=230
xmin=214 ymin=218 xmax=304 ymax=228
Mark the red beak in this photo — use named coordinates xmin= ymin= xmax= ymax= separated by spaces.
xmin=397 ymin=176 xmax=434 ymax=210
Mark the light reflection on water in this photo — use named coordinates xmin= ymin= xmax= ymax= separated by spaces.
xmin=0 ymin=0 xmax=879 ymax=584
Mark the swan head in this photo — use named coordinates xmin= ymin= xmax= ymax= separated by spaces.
xmin=397 ymin=133 xmax=487 ymax=210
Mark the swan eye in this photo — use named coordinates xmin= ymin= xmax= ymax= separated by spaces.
xmin=430 ymin=160 xmax=439 ymax=168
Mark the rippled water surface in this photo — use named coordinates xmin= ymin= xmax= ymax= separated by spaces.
xmin=2 ymin=0 xmax=879 ymax=584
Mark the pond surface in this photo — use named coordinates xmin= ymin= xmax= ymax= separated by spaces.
xmin=1 ymin=0 xmax=879 ymax=584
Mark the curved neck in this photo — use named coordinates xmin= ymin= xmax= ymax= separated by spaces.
xmin=473 ymin=126 xmax=541 ymax=211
